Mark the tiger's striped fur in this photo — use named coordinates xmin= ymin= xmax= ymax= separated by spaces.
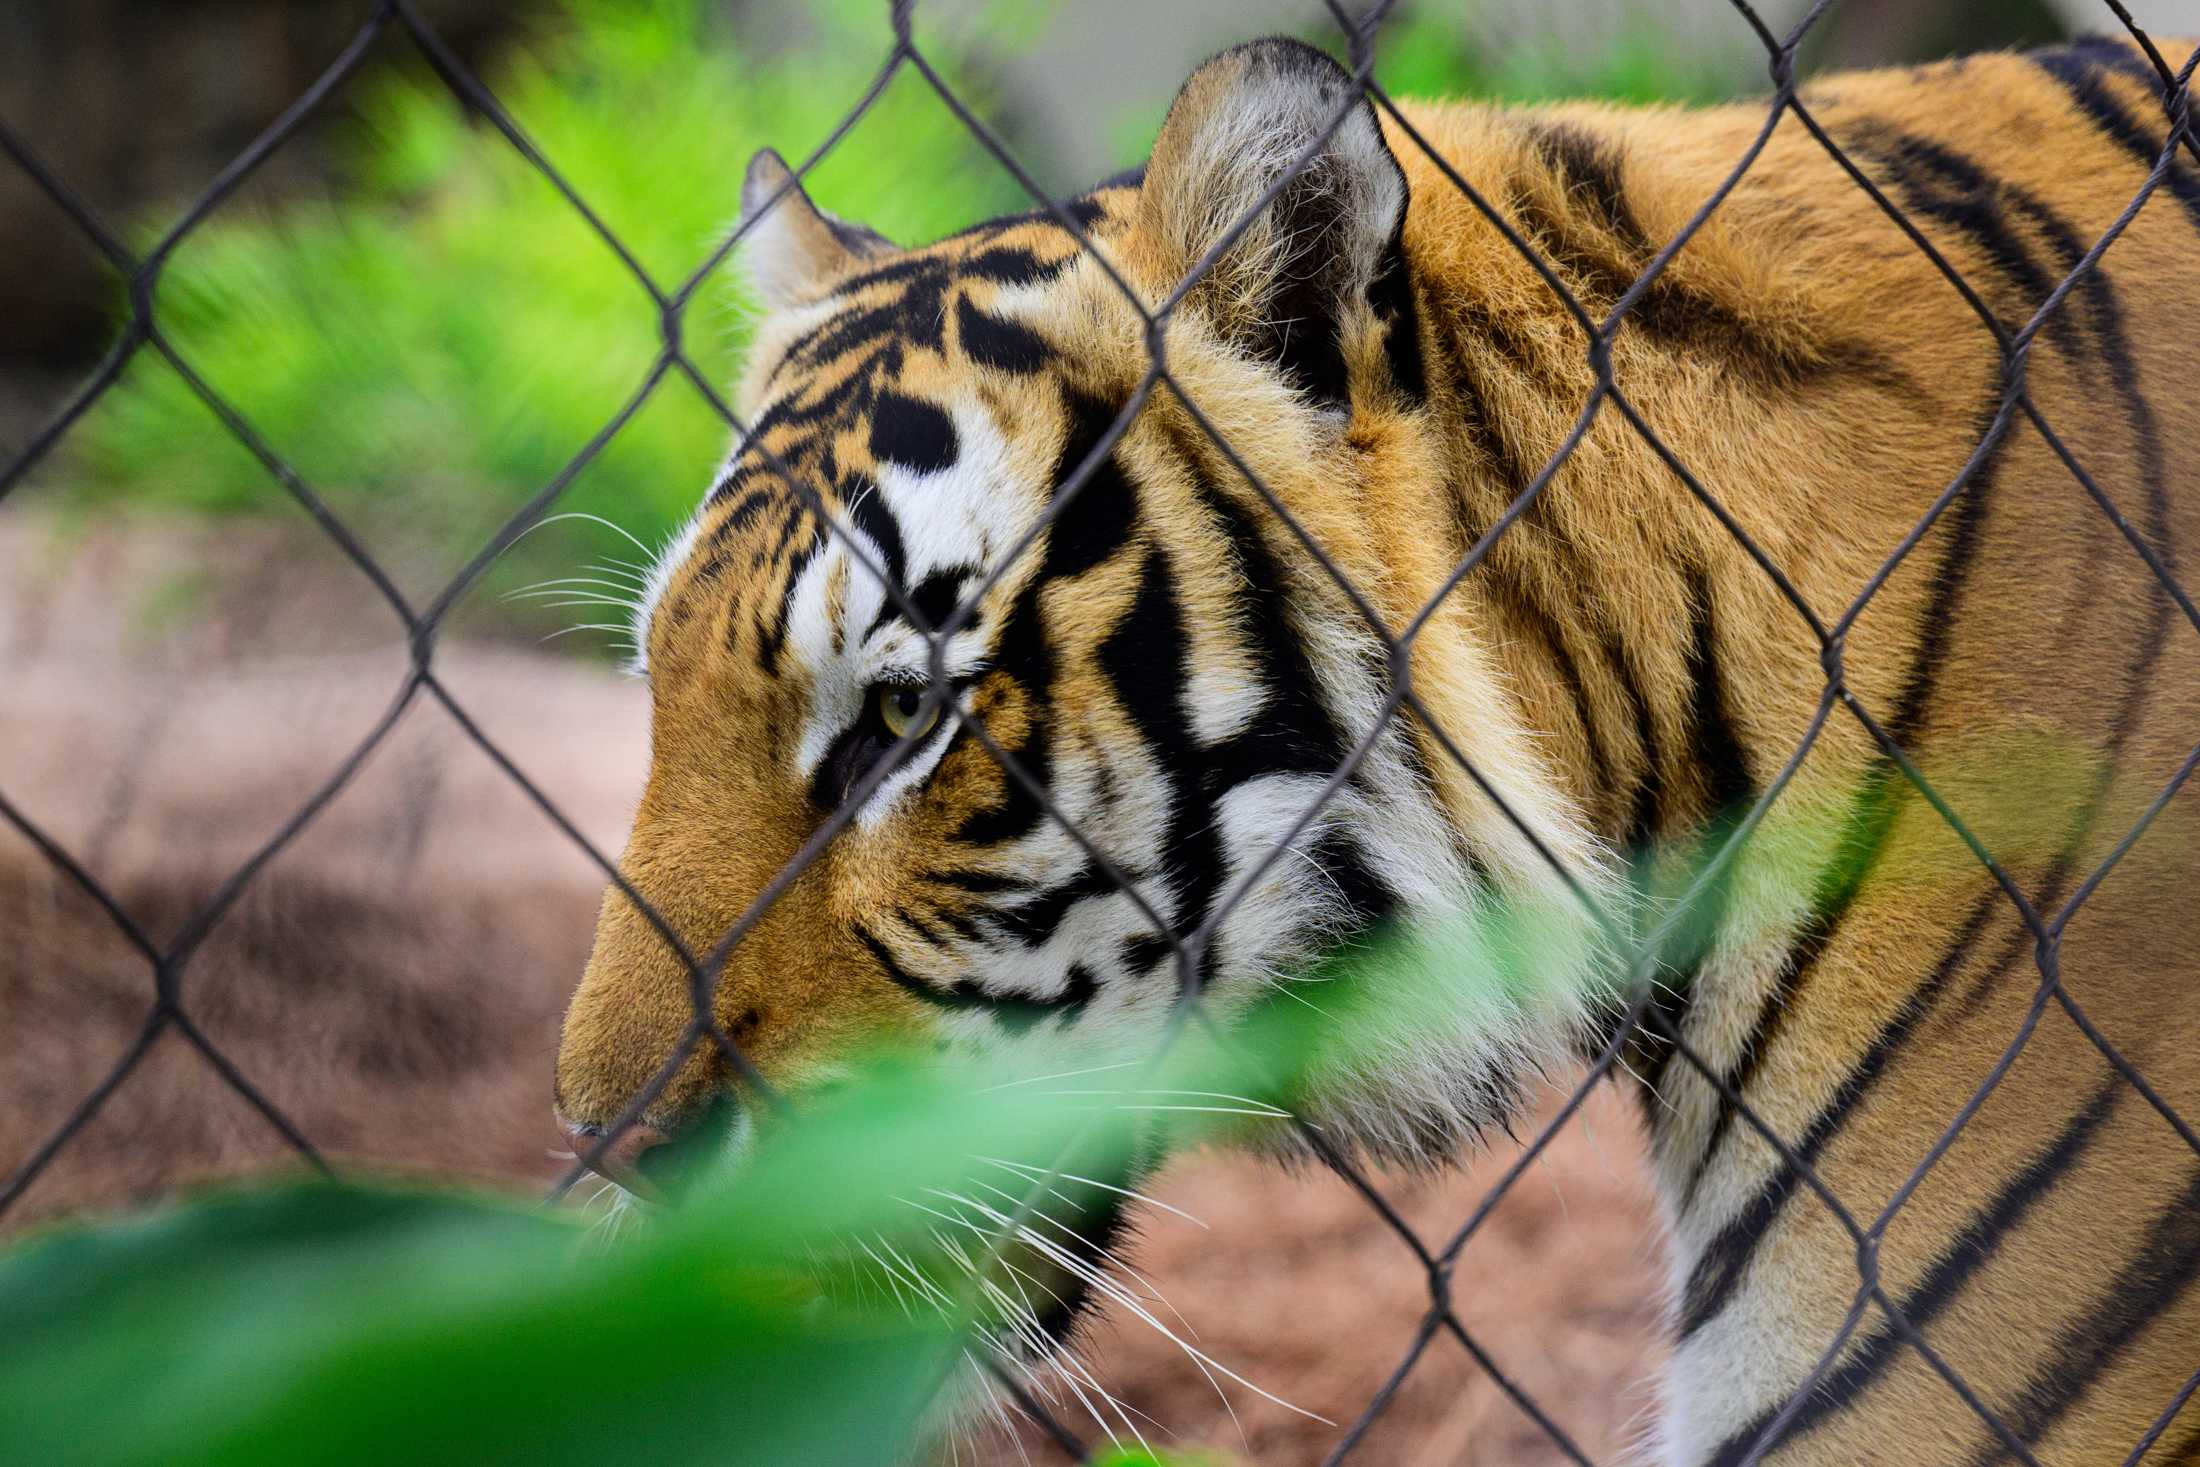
xmin=555 ymin=34 xmax=2200 ymax=1463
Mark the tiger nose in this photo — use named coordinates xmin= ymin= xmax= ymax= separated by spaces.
xmin=559 ymin=1114 xmax=673 ymax=1200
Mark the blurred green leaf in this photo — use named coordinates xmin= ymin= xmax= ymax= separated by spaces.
xmin=0 ymin=1181 xmax=959 ymax=1466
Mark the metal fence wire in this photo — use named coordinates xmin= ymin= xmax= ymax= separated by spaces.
xmin=6 ymin=0 xmax=2200 ymax=1462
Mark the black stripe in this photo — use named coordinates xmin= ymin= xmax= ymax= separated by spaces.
xmin=1057 ymin=963 xmax=1101 ymax=1016
xmin=867 ymin=389 xmax=958 ymax=475
xmin=1183 ymin=461 xmax=1397 ymax=933
xmin=1672 ymin=654 xmax=1975 ymax=1215
xmin=928 ymin=905 xmax=988 ymax=944
xmin=1517 ymin=120 xmax=1906 ymax=395
xmin=1481 ymin=564 xmax=1612 ymax=784
xmin=1532 ymin=122 xmax=1636 ymax=235
xmin=1368 ymin=216 xmax=1427 ymax=402
xmin=775 ymin=299 xmax=893 ymax=370
xmin=989 ymin=866 xmax=1118 ymax=948
xmin=756 ymin=517 xmax=821 ymax=678
xmin=1451 ymin=464 xmax=1653 ymax=853
xmin=896 ymin=905 xmax=945 ymax=948
xmin=1307 ymin=824 xmax=1402 ymax=931
xmin=950 ymin=567 xmax=1053 ymax=846
xmin=952 ymin=193 xmax=1107 ymax=248
xmin=1432 ymin=303 xmax=1539 ymax=500
xmin=1683 ymin=574 xmax=1755 ymax=824
xmin=1703 ymin=1074 xmax=2125 ymax=1467
xmin=859 ymin=923 xmax=988 ymax=1011
xmin=948 ymin=392 xmax=1139 ymax=847
xmin=1607 ymin=633 xmax=1662 ymax=855
xmin=790 ymin=289 xmax=944 ymax=366
xmin=2063 ymin=33 xmax=2164 ymax=82
xmin=955 ymin=295 xmax=1053 ymax=375
xmin=1679 ymin=887 xmax=2008 ymax=1340
xmin=1041 ymin=391 xmax=1139 ymax=583
xmin=840 ymin=471 xmax=906 ymax=590
xmin=1089 ymin=444 xmax=1393 ymax=983
xmin=959 ymin=243 xmax=1076 ymax=286
xmin=2033 ymin=44 xmax=2200 ymax=240
xmin=1673 ymin=123 xmax=2040 ymax=1235
xmin=1684 ymin=124 xmax=2182 ymax=1362
xmin=859 ymin=923 xmax=1096 ymax=1031
xmin=923 ymin=867 xmax=1033 ymax=895
xmin=1631 ymin=574 xmax=1756 ymax=1090
xmin=1093 ymin=546 xmax=1214 ymax=968
xmin=1961 ymin=1160 xmax=2200 ymax=1465
xmin=1119 ymin=933 xmax=1171 ymax=977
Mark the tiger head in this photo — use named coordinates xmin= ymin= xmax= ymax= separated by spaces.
xmin=554 ymin=38 xmax=1607 ymax=1343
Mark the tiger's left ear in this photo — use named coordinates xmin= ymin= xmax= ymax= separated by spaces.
xmin=1137 ymin=38 xmax=1415 ymax=409
xmin=740 ymin=149 xmax=897 ymax=310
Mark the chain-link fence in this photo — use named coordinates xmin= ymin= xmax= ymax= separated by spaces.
xmin=5 ymin=0 xmax=2200 ymax=1462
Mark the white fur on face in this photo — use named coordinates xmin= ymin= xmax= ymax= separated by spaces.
xmin=781 ymin=400 xmax=1035 ymax=832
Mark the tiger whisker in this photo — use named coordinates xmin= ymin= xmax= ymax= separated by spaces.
xmin=964 ymin=1178 xmax=1202 ymax=1341
xmin=500 ymin=576 xmax=646 ymax=601
xmin=927 ymin=1187 xmax=1323 ymax=1426
xmin=975 ymin=1059 xmax=1143 ymax=1094
xmin=852 ymin=1237 xmax=922 ymax=1319
xmin=958 ymin=1177 xmax=1161 ymax=1300
xmin=527 ymin=598 xmax=645 ymax=616
xmin=1054 ymin=1101 xmax=1293 ymax=1120
xmin=1040 ymin=1322 xmax=1151 ymax=1452
xmin=525 ymin=510 xmax=655 ymax=557
xmin=974 ymin=1154 xmax=1212 ymax=1231
xmin=873 ymin=1233 xmax=960 ymax=1314
xmin=502 ymin=586 xmax=642 ymax=606
xmin=967 ymin=1348 xmax=1036 ymax=1467
xmin=966 ymin=1271 xmax=1116 ymax=1444
xmin=1030 ymin=1086 xmax=1290 ymax=1112
xmin=975 ymin=1272 xmax=1140 ymax=1451
xmin=522 ymin=600 xmax=646 ymax=618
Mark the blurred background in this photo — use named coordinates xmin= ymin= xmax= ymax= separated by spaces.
xmin=3 ymin=1 xmax=2194 ymax=1462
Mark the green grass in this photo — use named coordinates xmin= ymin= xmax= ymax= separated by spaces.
xmin=56 ymin=0 xmax=1032 ymax=628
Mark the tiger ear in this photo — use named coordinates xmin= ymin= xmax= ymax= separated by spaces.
xmin=740 ymin=149 xmax=897 ymax=310
xmin=1136 ymin=39 xmax=1410 ymax=408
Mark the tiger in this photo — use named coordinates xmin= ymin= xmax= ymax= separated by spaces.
xmin=551 ymin=31 xmax=2200 ymax=1466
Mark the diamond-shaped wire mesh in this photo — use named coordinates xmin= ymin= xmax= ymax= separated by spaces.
xmin=4 ymin=1 xmax=2199 ymax=1463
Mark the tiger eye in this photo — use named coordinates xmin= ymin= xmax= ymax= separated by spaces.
xmin=877 ymin=684 xmax=940 ymax=742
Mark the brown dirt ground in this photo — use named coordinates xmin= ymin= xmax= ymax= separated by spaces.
xmin=0 ymin=516 xmax=1668 ymax=1465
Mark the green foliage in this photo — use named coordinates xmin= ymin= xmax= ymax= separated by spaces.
xmin=0 ymin=1180 xmax=959 ymax=1466
xmin=0 ymin=1055 xmax=1099 ymax=1466
xmin=1371 ymin=6 xmax=1753 ymax=107
xmin=0 ymin=1050 xmax=1264 ymax=1464
xmin=62 ymin=0 xmax=1029 ymax=614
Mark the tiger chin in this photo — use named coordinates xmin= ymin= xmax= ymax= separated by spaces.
xmin=554 ymin=32 xmax=2200 ymax=1467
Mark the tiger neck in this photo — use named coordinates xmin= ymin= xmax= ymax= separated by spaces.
xmin=1395 ymin=235 xmax=1770 ymax=876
